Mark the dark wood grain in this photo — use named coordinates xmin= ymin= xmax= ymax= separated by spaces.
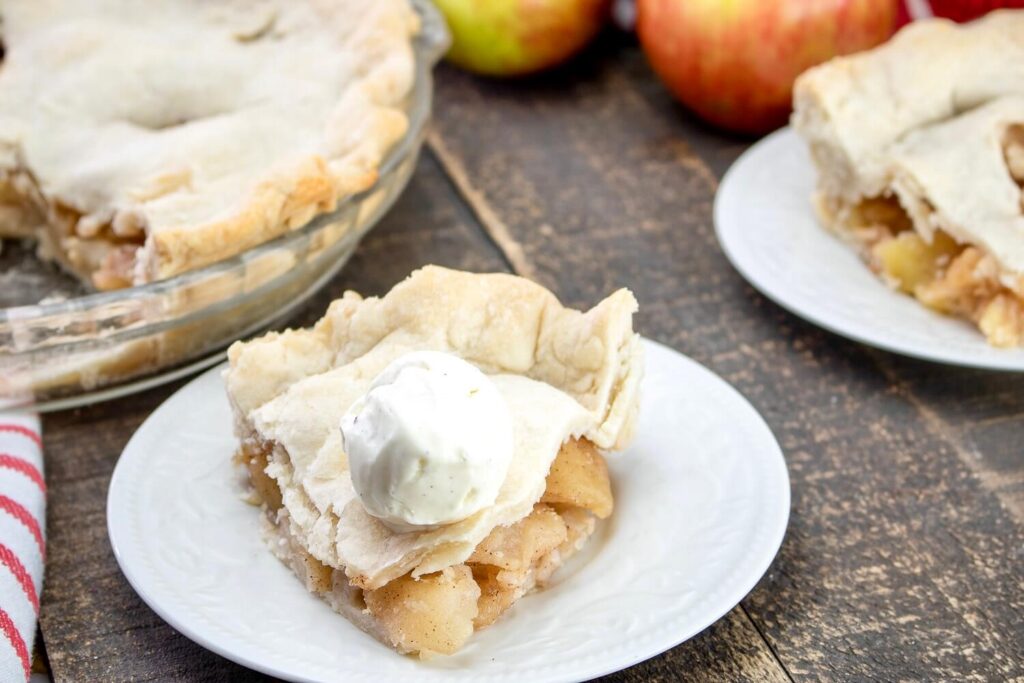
xmin=37 ymin=33 xmax=1024 ymax=682
xmin=591 ymin=608 xmax=791 ymax=683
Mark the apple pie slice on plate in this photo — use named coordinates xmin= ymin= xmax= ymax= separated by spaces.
xmin=717 ymin=11 xmax=1024 ymax=369
xmin=106 ymin=265 xmax=789 ymax=680
xmin=792 ymin=11 xmax=1024 ymax=348
xmin=223 ymin=266 xmax=643 ymax=657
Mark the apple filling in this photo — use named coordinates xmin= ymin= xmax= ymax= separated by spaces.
xmin=0 ymin=169 xmax=147 ymax=290
xmin=45 ymin=201 xmax=148 ymax=290
xmin=830 ymin=192 xmax=1024 ymax=347
xmin=236 ymin=436 xmax=613 ymax=657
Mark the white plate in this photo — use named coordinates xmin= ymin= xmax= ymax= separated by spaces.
xmin=107 ymin=339 xmax=789 ymax=683
xmin=715 ymin=128 xmax=1024 ymax=371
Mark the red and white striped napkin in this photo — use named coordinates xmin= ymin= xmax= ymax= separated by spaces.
xmin=0 ymin=415 xmax=44 ymax=683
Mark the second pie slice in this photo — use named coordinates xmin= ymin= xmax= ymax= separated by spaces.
xmin=793 ymin=12 xmax=1024 ymax=346
xmin=224 ymin=266 xmax=643 ymax=657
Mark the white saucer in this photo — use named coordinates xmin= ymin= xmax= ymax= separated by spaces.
xmin=715 ymin=127 xmax=1024 ymax=371
xmin=107 ymin=339 xmax=789 ymax=683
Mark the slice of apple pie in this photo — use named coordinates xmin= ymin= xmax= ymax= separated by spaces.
xmin=793 ymin=11 xmax=1024 ymax=346
xmin=224 ymin=266 xmax=643 ymax=657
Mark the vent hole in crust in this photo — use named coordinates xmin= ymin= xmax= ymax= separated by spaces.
xmin=124 ymin=111 xmax=212 ymax=132
xmin=349 ymin=586 xmax=366 ymax=611
xmin=1003 ymin=125 xmax=1024 ymax=210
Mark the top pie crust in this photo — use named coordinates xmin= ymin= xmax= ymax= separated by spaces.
xmin=887 ymin=97 xmax=1024 ymax=279
xmin=793 ymin=10 xmax=1024 ymax=205
xmin=0 ymin=0 xmax=418 ymax=287
xmin=793 ymin=11 xmax=1024 ymax=280
xmin=225 ymin=266 xmax=643 ymax=590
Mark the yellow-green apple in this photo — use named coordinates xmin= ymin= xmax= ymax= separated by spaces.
xmin=435 ymin=0 xmax=611 ymax=77
xmin=637 ymin=0 xmax=897 ymax=134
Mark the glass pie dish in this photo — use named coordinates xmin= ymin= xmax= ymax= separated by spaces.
xmin=0 ymin=0 xmax=449 ymax=412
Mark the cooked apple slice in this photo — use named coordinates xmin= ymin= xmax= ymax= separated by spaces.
xmin=873 ymin=230 xmax=960 ymax=295
xmin=541 ymin=438 xmax=614 ymax=518
xmin=364 ymin=565 xmax=480 ymax=657
xmin=469 ymin=504 xmax=567 ymax=573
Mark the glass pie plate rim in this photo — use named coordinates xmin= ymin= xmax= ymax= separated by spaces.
xmin=0 ymin=0 xmax=450 ymax=412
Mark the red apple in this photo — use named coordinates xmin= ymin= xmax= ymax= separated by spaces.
xmin=436 ymin=0 xmax=611 ymax=77
xmin=636 ymin=0 xmax=898 ymax=134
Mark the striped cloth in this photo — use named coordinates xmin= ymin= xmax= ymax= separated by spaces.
xmin=0 ymin=415 xmax=44 ymax=683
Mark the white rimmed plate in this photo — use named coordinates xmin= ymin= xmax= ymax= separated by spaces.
xmin=715 ymin=127 xmax=1024 ymax=371
xmin=107 ymin=339 xmax=789 ymax=682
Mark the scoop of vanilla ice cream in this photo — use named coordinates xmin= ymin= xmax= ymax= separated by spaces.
xmin=340 ymin=350 xmax=514 ymax=533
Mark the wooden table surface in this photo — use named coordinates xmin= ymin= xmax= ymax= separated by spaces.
xmin=38 ymin=36 xmax=1024 ymax=682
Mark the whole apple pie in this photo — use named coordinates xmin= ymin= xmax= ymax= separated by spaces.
xmin=0 ymin=0 xmax=417 ymax=289
xmin=224 ymin=266 xmax=643 ymax=657
xmin=793 ymin=11 xmax=1024 ymax=346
